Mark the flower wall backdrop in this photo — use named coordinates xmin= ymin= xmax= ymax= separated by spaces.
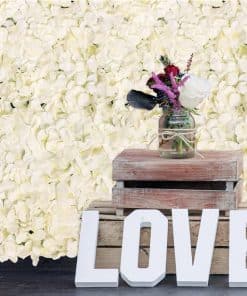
xmin=0 ymin=0 xmax=246 ymax=264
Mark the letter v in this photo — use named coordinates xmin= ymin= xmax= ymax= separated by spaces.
xmin=172 ymin=209 xmax=219 ymax=287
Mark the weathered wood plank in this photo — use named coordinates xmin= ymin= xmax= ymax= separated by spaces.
xmin=95 ymin=247 xmax=229 ymax=275
xmin=98 ymin=213 xmax=231 ymax=221
xmin=89 ymin=200 xmax=115 ymax=209
xmin=98 ymin=214 xmax=124 ymax=220
xmin=112 ymin=187 xmax=236 ymax=210
xmin=238 ymin=200 xmax=247 ymax=208
xmin=112 ymin=149 xmax=243 ymax=181
xmin=235 ymin=179 xmax=244 ymax=208
xmin=88 ymin=195 xmax=246 ymax=214
xmin=88 ymin=207 xmax=116 ymax=215
xmin=98 ymin=220 xmax=229 ymax=247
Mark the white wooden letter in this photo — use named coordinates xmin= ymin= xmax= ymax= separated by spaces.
xmin=120 ymin=209 xmax=168 ymax=287
xmin=75 ymin=211 xmax=118 ymax=287
xmin=172 ymin=209 xmax=219 ymax=287
xmin=229 ymin=210 xmax=247 ymax=287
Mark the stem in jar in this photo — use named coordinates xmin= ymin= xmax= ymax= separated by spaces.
xmin=177 ymin=138 xmax=184 ymax=153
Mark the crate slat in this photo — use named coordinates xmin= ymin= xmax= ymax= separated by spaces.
xmin=98 ymin=213 xmax=230 ymax=221
xmin=113 ymin=149 xmax=243 ymax=181
xmin=112 ymin=187 xmax=236 ymax=210
xmin=95 ymin=247 xmax=228 ymax=275
xmin=98 ymin=219 xmax=229 ymax=247
xmin=235 ymin=179 xmax=244 ymax=207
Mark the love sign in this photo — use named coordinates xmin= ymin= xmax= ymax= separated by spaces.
xmin=75 ymin=209 xmax=247 ymax=288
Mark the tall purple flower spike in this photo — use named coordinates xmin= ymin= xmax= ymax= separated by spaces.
xmin=169 ymin=73 xmax=178 ymax=93
xmin=151 ymin=72 xmax=179 ymax=109
xmin=169 ymin=72 xmax=181 ymax=109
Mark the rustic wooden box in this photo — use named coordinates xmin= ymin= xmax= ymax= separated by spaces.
xmin=112 ymin=149 xmax=243 ymax=213
xmin=87 ymin=200 xmax=246 ymax=275
xmin=86 ymin=149 xmax=244 ymax=275
xmin=87 ymin=202 xmax=230 ymax=274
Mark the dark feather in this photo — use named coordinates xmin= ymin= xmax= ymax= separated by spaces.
xmin=127 ymin=90 xmax=157 ymax=110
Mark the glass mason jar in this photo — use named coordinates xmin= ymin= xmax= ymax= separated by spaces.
xmin=158 ymin=108 xmax=196 ymax=159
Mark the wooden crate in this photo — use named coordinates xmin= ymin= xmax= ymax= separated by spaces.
xmin=112 ymin=149 xmax=243 ymax=213
xmin=88 ymin=201 xmax=246 ymax=275
xmin=85 ymin=149 xmax=245 ymax=275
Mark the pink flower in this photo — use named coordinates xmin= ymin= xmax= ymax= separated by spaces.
xmin=150 ymin=72 xmax=180 ymax=108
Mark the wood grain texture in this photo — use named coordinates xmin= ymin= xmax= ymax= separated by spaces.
xmin=88 ymin=199 xmax=247 ymax=212
xmin=235 ymin=179 xmax=244 ymax=208
xmin=95 ymin=247 xmax=228 ymax=275
xmin=112 ymin=187 xmax=236 ymax=210
xmin=97 ymin=213 xmax=230 ymax=221
xmin=87 ymin=200 xmax=246 ymax=221
xmin=89 ymin=200 xmax=115 ymax=208
xmin=97 ymin=219 xmax=229 ymax=247
xmin=112 ymin=149 xmax=243 ymax=181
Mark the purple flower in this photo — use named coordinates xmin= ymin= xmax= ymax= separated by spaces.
xmin=150 ymin=72 xmax=180 ymax=109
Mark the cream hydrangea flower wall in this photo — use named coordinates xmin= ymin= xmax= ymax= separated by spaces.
xmin=0 ymin=0 xmax=246 ymax=264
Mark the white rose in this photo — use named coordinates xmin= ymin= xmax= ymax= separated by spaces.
xmin=178 ymin=75 xmax=211 ymax=109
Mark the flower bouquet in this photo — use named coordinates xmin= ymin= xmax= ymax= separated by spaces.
xmin=126 ymin=55 xmax=211 ymax=159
